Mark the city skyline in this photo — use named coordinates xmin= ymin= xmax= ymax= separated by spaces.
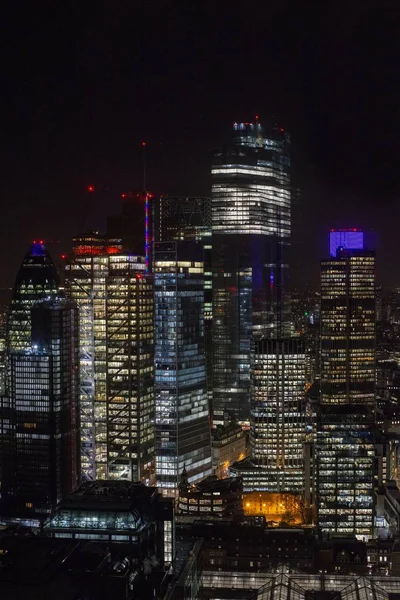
xmin=3 ymin=3 xmax=400 ymax=597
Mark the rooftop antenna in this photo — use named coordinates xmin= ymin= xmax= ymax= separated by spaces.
xmin=142 ymin=141 xmax=147 ymax=192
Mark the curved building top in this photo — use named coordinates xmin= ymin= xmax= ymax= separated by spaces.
xmin=8 ymin=241 xmax=60 ymax=351
xmin=212 ymin=120 xmax=291 ymax=238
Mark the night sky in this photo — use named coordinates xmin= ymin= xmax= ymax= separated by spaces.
xmin=1 ymin=1 xmax=399 ymax=289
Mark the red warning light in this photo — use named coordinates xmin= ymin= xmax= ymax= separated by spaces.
xmin=142 ymin=141 xmax=146 ymax=147
xmin=39 ymin=240 xmax=44 ymax=244
xmin=136 ymin=274 xmax=142 ymax=279
xmin=280 ymin=127 xmax=284 ymax=132
xmin=121 ymin=193 xmax=126 ymax=198
xmin=60 ymin=254 xmax=67 ymax=260
xmin=88 ymin=186 xmax=95 ymax=193
xmin=255 ymin=115 xmax=259 ymax=119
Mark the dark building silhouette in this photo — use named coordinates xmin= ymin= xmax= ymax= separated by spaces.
xmin=107 ymin=191 xmax=153 ymax=271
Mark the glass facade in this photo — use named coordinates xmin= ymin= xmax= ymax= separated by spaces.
xmin=202 ymin=565 xmax=400 ymax=599
xmin=316 ymin=406 xmax=375 ymax=539
xmin=44 ymin=480 xmax=175 ymax=568
xmin=155 ymin=196 xmax=213 ymax=403
xmin=65 ymin=233 xmax=154 ymax=482
xmin=320 ymin=250 xmax=376 ymax=406
xmin=7 ymin=241 xmax=60 ymax=352
xmin=250 ymin=338 xmax=306 ymax=493
xmin=1 ymin=299 xmax=79 ymax=517
xmin=154 ymin=241 xmax=212 ymax=496
xmin=212 ymin=121 xmax=291 ymax=424
xmin=318 ymin=247 xmax=376 ymax=539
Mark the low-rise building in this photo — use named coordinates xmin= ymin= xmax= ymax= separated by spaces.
xmin=44 ymin=480 xmax=174 ymax=568
xmin=211 ymin=421 xmax=247 ymax=478
xmin=177 ymin=471 xmax=243 ymax=519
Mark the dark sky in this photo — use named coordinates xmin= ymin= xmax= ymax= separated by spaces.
xmin=1 ymin=1 xmax=399 ymax=289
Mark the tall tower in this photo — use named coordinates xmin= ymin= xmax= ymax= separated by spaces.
xmin=155 ymin=196 xmax=213 ymax=407
xmin=317 ymin=232 xmax=376 ymax=539
xmin=250 ymin=338 xmax=306 ymax=492
xmin=154 ymin=241 xmax=212 ymax=496
xmin=320 ymin=241 xmax=376 ymax=406
xmin=230 ymin=337 xmax=307 ymax=494
xmin=212 ymin=120 xmax=291 ymax=424
xmin=65 ymin=233 xmax=154 ymax=482
xmin=1 ymin=299 xmax=79 ymax=519
xmin=7 ymin=241 xmax=60 ymax=352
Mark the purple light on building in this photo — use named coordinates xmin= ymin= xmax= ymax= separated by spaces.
xmin=329 ymin=229 xmax=364 ymax=257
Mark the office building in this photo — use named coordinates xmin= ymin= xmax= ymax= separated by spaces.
xmin=7 ymin=241 xmax=60 ymax=352
xmin=155 ymin=195 xmax=214 ymax=404
xmin=154 ymin=241 xmax=212 ymax=496
xmin=317 ymin=405 xmax=375 ymax=539
xmin=155 ymin=195 xmax=212 ymax=321
xmin=0 ymin=482 xmax=174 ymax=599
xmin=250 ymin=338 xmax=306 ymax=491
xmin=177 ymin=472 xmax=243 ymax=518
xmin=211 ymin=420 xmax=247 ymax=478
xmin=230 ymin=338 xmax=307 ymax=495
xmin=45 ymin=480 xmax=174 ymax=567
xmin=212 ymin=119 xmax=291 ymax=424
xmin=320 ymin=245 xmax=376 ymax=406
xmin=65 ymin=232 xmax=154 ymax=482
xmin=1 ymin=299 xmax=79 ymax=519
xmin=317 ymin=234 xmax=376 ymax=539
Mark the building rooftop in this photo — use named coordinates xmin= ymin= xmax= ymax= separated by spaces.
xmin=193 ymin=476 xmax=242 ymax=495
xmin=0 ymin=535 xmax=162 ymax=600
xmin=53 ymin=480 xmax=159 ymax=511
xmin=44 ymin=480 xmax=172 ymax=534
xmin=211 ymin=422 xmax=243 ymax=441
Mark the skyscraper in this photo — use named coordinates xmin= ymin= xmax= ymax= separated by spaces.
xmin=155 ymin=196 xmax=213 ymax=403
xmin=317 ymin=234 xmax=376 ymax=539
xmin=316 ymin=405 xmax=375 ymax=538
xmin=7 ymin=241 xmax=60 ymax=352
xmin=320 ymin=246 xmax=376 ymax=406
xmin=1 ymin=299 xmax=79 ymax=519
xmin=154 ymin=241 xmax=212 ymax=496
xmin=250 ymin=338 xmax=306 ymax=491
xmin=212 ymin=120 xmax=291 ymax=424
xmin=230 ymin=337 xmax=307 ymax=494
xmin=65 ymin=233 xmax=154 ymax=482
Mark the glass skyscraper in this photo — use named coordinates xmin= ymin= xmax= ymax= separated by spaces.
xmin=1 ymin=298 xmax=79 ymax=519
xmin=154 ymin=241 xmax=212 ymax=496
xmin=317 ymin=237 xmax=376 ymax=539
xmin=155 ymin=196 xmax=213 ymax=404
xmin=320 ymin=247 xmax=376 ymax=406
xmin=230 ymin=337 xmax=307 ymax=493
xmin=212 ymin=120 xmax=291 ymax=424
xmin=65 ymin=233 xmax=155 ymax=482
xmin=250 ymin=338 xmax=306 ymax=492
xmin=317 ymin=405 xmax=375 ymax=538
xmin=7 ymin=241 xmax=60 ymax=352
